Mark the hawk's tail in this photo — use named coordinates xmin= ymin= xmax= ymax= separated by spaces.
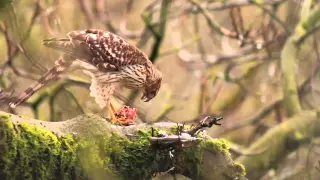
xmin=43 ymin=38 xmax=75 ymax=55
xmin=43 ymin=38 xmax=91 ymax=59
xmin=9 ymin=54 xmax=74 ymax=108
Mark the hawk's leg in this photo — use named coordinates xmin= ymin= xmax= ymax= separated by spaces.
xmin=106 ymin=102 xmax=128 ymax=125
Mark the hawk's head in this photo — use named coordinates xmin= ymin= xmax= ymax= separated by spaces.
xmin=141 ymin=69 xmax=162 ymax=102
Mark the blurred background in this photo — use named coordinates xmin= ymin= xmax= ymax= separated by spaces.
xmin=1 ymin=0 xmax=320 ymax=179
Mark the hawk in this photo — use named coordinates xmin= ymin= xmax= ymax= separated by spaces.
xmin=8 ymin=29 xmax=162 ymax=124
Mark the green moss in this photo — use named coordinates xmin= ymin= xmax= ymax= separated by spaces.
xmin=76 ymin=135 xmax=121 ymax=180
xmin=116 ymin=131 xmax=160 ymax=179
xmin=293 ymin=131 xmax=304 ymax=140
xmin=170 ymin=125 xmax=179 ymax=134
xmin=0 ymin=118 xmax=170 ymax=180
xmin=76 ymin=129 xmax=172 ymax=180
xmin=180 ymin=139 xmax=246 ymax=180
xmin=233 ymin=162 xmax=246 ymax=179
xmin=0 ymin=114 xmax=77 ymax=180
xmin=300 ymin=21 xmax=310 ymax=32
xmin=0 ymin=113 xmax=16 ymax=179
xmin=170 ymin=124 xmax=191 ymax=135
xmin=203 ymin=138 xmax=231 ymax=158
xmin=179 ymin=144 xmax=203 ymax=180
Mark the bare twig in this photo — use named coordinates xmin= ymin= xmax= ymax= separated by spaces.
xmin=1 ymin=1 xmax=46 ymax=74
xmin=150 ymin=116 xmax=223 ymax=147
xmin=77 ymin=0 xmax=93 ymax=27
xmin=202 ymin=78 xmax=223 ymax=114
xmin=0 ymin=26 xmax=39 ymax=80
xmin=193 ymin=14 xmax=207 ymax=63
xmin=184 ymin=116 xmax=223 ymax=136
xmin=144 ymin=0 xmax=171 ymax=62
xmin=118 ymin=0 xmax=144 ymax=39
xmin=296 ymin=24 xmax=320 ymax=45
xmin=189 ymin=0 xmax=238 ymax=39
xmin=154 ymin=105 xmax=175 ymax=122
xmin=185 ymin=0 xmax=287 ymax=12
xmin=41 ymin=2 xmax=60 ymax=36
xmin=252 ymin=2 xmax=290 ymax=34
xmin=220 ymin=99 xmax=281 ymax=135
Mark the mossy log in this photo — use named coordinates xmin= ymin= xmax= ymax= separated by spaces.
xmin=0 ymin=111 xmax=245 ymax=180
xmin=236 ymin=110 xmax=320 ymax=179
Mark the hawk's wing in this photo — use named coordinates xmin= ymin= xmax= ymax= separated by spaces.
xmin=43 ymin=29 xmax=149 ymax=71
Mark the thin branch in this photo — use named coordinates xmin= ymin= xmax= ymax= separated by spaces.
xmin=193 ymin=14 xmax=207 ymax=63
xmin=41 ymin=2 xmax=60 ymax=36
xmin=118 ymin=0 xmax=144 ymax=39
xmin=146 ymin=0 xmax=171 ymax=62
xmin=0 ymin=26 xmax=39 ymax=80
xmin=77 ymin=0 xmax=93 ymax=27
xmin=185 ymin=0 xmax=287 ymax=12
xmin=202 ymin=78 xmax=223 ymax=114
xmin=296 ymin=24 xmax=320 ymax=45
xmin=183 ymin=116 xmax=223 ymax=136
xmin=92 ymin=0 xmax=104 ymax=19
xmin=189 ymin=0 xmax=238 ymax=38
xmin=253 ymin=2 xmax=290 ymax=34
xmin=153 ymin=105 xmax=175 ymax=122
xmin=159 ymin=36 xmax=199 ymax=57
xmin=219 ymin=99 xmax=281 ymax=136
xmin=1 ymin=1 xmax=47 ymax=74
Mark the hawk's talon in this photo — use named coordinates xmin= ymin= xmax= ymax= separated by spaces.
xmin=107 ymin=102 xmax=135 ymax=126
xmin=111 ymin=117 xmax=134 ymax=126
xmin=114 ymin=117 xmax=134 ymax=126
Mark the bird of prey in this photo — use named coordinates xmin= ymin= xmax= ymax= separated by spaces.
xmin=8 ymin=29 xmax=162 ymax=125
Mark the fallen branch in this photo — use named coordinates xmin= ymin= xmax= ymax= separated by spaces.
xmin=0 ymin=111 xmax=246 ymax=180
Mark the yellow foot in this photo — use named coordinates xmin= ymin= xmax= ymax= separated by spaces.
xmin=113 ymin=117 xmax=134 ymax=126
xmin=106 ymin=102 xmax=134 ymax=126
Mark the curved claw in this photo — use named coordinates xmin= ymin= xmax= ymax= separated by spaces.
xmin=117 ymin=117 xmax=134 ymax=126
xmin=107 ymin=102 xmax=135 ymax=126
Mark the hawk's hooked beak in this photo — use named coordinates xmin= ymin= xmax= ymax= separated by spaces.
xmin=141 ymin=94 xmax=151 ymax=102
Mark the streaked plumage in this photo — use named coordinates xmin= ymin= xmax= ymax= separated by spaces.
xmin=9 ymin=29 xmax=162 ymax=110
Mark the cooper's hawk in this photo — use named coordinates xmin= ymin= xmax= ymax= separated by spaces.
xmin=8 ymin=29 xmax=162 ymax=124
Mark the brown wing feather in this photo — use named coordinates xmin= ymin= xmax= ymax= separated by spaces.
xmin=43 ymin=38 xmax=91 ymax=59
xmin=67 ymin=29 xmax=149 ymax=67
xmin=43 ymin=29 xmax=149 ymax=72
